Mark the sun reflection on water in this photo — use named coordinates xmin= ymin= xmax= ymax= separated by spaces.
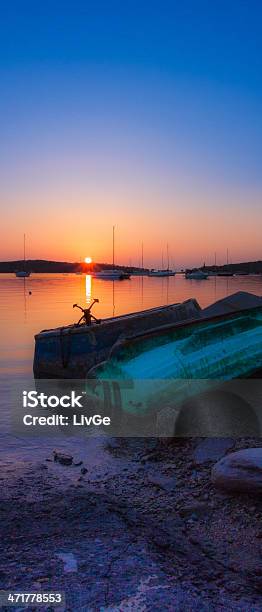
xmin=85 ymin=274 xmax=92 ymax=304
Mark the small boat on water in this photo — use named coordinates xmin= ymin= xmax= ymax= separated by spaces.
xmin=16 ymin=270 xmax=31 ymax=278
xmin=93 ymin=269 xmax=130 ymax=280
xmin=217 ymin=272 xmax=234 ymax=277
xmin=185 ymin=270 xmax=208 ymax=280
xmin=15 ymin=234 xmax=31 ymax=278
xmin=93 ymin=225 xmax=130 ymax=280
xmin=149 ymin=244 xmax=176 ymax=276
xmin=148 ymin=269 xmax=175 ymax=277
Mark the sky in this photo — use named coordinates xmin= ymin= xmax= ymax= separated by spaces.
xmin=1 ymin=0 xmax=262 ymax=268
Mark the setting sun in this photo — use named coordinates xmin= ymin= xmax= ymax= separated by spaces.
xmin=84 ymin=257 xmax=92 ymax=264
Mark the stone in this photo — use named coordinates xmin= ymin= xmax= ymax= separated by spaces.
xmin=212 ymin=448 xmax=262 ymax=494
xmin=179 ymin=502 xmax=210 ymax=518
xmin=56 ymin=552 xmax=77 ymax=573
xmin=193 ymin=438 xmax=234 ymax=464
xmin=106 ymin=438 xmax=121 ymax=451
xmin=146 ymin=472 xmax=176 ymax=492
xmin=53 ymin=451 xmax=73 ymax=465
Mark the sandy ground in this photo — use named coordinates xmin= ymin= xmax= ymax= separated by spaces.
xmin=0 ymin=436 xmax=262 ymax=611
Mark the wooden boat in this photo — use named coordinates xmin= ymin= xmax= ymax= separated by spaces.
xmin=34 ymin=291 xmax=262 ymax=383
xmin=33 ymin=299 xmax=200 ymax=378
xmin=87 ymin=292 xmax=262 ymax=415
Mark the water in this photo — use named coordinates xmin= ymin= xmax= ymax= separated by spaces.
xmin=1 ymin=272 xmax=262 ymax=377
xmin=0 ymin=272 xmax=261 ymax=462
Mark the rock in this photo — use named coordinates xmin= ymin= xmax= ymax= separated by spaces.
xmin=53 ymin=451 xmax=73 ymax=466
xmin=146 ymin=472 xmax=176 ymax=492
xmin=56 ymin=552 xmax=77 ymax=573
xmin=193 ymin=438 xmax=234 ymax=464
xmin=179 ymin=502 xmax=210 ymax=518
xmin=106 ymin=438 xmax=121 ymax=451
xmin=81 ymin=467 xmax=88 ymax=475
xmin=141 ymin=451 xmax=162 ymax=463
xmin=189 ymin=535 xmax=200 ymax=545
xmin=212 ymin=448 xmax=262 ymax=494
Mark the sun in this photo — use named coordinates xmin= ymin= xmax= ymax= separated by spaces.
xmin=84 ymin=257 xmax=92 ymax=264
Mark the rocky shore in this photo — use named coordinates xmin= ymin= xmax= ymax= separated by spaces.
xmin=1 ymin=436 xmax=262 ymax=611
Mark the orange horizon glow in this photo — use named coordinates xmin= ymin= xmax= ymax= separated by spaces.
xmin=1 ymin=189 xmax=261 ymax=269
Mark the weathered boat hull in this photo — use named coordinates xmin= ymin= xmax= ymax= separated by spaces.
xmin=34 ymin=299 xmax=200 ymax=378
xmin=87 ymin=304 xmax=262 ymax=415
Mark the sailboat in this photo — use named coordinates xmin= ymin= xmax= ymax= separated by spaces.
xmin=93 ymin=226 xmax=130 ymax=280
xmin=148 ymin=269 xmax=171 ymax=277
xmin=149 ymin=244 xmax=176 ymax=276
xmin=15 ymin=234 xmax=31 ymax=278
xmin=166 ymin=244 xmax=176 ymax=276
xmin=185 ymin=270 xmax=208 ymax=279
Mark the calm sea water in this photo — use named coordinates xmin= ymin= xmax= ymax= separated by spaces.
xmin=1 ymin=272 xmax=262 ymax=377
xmin=0 ymin=272 xmax=261 ymax=461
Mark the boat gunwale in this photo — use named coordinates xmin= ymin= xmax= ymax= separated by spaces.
xmin=108 ymin=304 xmax=262 ymax=357
xmin=34 ymin=300 xmax=199 ymax=340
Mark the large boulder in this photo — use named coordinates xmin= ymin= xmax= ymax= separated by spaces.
xmin=212 ymin=448 xmax=262 ymax=494
xmin=193 ymin=438 xmax=234 ymax=464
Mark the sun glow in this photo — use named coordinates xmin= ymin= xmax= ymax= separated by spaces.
xmin=85 ymin=257 xmax=92 ymax=264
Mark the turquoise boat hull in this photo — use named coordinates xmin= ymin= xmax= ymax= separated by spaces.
xmin=87 ymin=306 xmax=262 ymax=415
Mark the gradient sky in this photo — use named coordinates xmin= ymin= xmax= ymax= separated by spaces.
xmin=1 ymin=1 xmax=262 ymax=268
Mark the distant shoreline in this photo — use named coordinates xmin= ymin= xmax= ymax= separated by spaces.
xmin=0 ymin=259 xmax=144 ymax=274
xmin=0 ymin=259 xmax=262 ymax=274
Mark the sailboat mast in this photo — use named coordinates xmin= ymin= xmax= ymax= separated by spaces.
xmin=24 ymin=234 xmax=26 ymax=263
xmin=167 ymin=243 xmax=170 ymax=271
xmin=141 ymin=242 xmax=144 ymax=269
xmin=112 ymin=225 xmax=115 ymax=267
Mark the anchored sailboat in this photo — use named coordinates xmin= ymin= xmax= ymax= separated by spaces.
xmin=93 ymin=226 xmax=130 ymax=280
xmin=149 ymin=244 xmax=176 ymax=276
xmin=15 ymin=234 xmax=31 ymax=278
xmin=185 ymin=270 xmax=208 ymax=279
